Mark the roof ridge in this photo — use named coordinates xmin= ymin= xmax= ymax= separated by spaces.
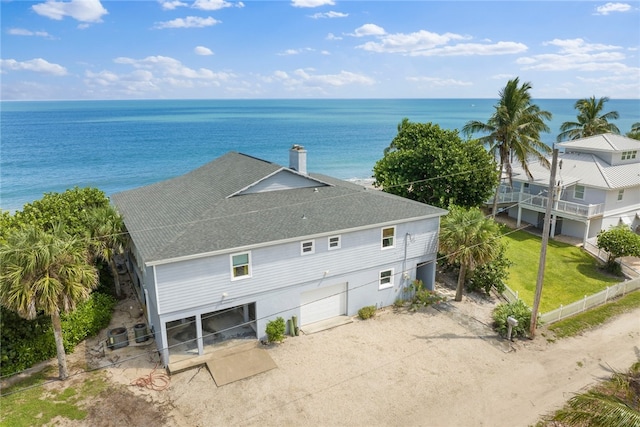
xmin=592 ymin=154 xmax=613 ymax=188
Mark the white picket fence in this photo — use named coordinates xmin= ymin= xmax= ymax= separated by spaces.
xmin=500 ymin=277 xmax=640 ymax=325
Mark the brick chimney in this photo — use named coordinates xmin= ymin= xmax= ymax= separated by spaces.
xmin=289 ymin=144 xmax=307 ymax=175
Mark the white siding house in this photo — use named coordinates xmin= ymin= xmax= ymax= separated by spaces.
xmin=112 ymin=146 xmax=447 ymax=366
xmin=494 ymin=134 xmax=640 ymax=244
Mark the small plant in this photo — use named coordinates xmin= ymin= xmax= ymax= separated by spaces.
xmin=408 ymin=279 xmax=446 ymax=311
xmin=393 ymin=298 xmax=405 ymax=308
xmin=467 ymin=243 xmax=511 ymax=295
xmin=492 ymin=299 xmax=533 ymax=339
xmin=265 ymin=317 xmax=286 ymax=343
xmin=358 ymin=305 xmax=377 ymax=320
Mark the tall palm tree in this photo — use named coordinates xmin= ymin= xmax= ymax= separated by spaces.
xmin=84 ymin=206 xmax=127 ymax=296
xmin=0 ymin=224 xmax=98 ymax=380
xmin=557 ymin=96 xmax=620 ymax=141
xmin=463 ymin=78 xmax=552 ymax=216
xmin=439 ymin=206 xmax=500 ymax=301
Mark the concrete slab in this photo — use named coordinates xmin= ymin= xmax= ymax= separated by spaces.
xmin=300 ymin=315 xmax=353 ymax=335
xmin=206 ymin=347 xmax=277 ymax=387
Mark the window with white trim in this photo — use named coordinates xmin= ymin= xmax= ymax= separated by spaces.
xmin=379 ymin=269 xmax=394 ymax=290
xmin=231 ymin=252 xmax=251 ymax=279
xmin=328 ymin=235 xmax=341 ymax=250
xmin=622 ymin=150 xmax=637 ymax=160
xmin=381 ymin=226 xmax=395 ymax=249
xmin=301 ymin=240 xmax=315 ymax=255
xmin=618 ymin=189 xmax=624 ymax=201
xmin=574 ymin=185 xmax=585 ymax=200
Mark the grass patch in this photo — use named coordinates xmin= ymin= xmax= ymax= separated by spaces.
xmin=502 ymin=227 xmax=620 ymax=313
xmin=547 ymin=290 xmax=640 ymax=338
xmin=0 ymin=369 xmax=109 ymax=427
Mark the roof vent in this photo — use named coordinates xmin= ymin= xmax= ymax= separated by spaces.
xmin=289 ymin=145 xmax=307 ymax=175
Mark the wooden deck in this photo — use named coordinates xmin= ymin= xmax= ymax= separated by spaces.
xmin=166 ymin=340 xmax=259 ymax=375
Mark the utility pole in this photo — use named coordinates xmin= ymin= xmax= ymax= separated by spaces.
xmin=530 ymin=148 xmax=559 ymax=337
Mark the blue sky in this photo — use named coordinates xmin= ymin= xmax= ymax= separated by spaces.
xmin=1 ymin=0 xmax=639 ymax=100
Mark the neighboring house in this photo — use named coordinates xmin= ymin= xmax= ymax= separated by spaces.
xmin=495 ymin=134 xmax=640 ymax=244
xmin=111 ymin=146 xmax=447 ymax=366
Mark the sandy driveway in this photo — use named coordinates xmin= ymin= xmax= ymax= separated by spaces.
xmin=151 ymin=291 xmax=639 ymax=427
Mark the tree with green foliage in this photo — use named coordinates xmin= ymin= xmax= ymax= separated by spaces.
xmin=463 ymin=78 xmax=552 ymax=216
xmin=557 ymin=96 xmax=620 ymax=141
xmin=596 ymin=225 xmax=640 ymax=273
xmin=439 ymin=206 xmax=501 ymax=301
xmin=627 ymin=122 xmax=640 ymax=141
xmin=373 ymin=120 xmax=499 ymax=209
xmin=84 ymin=206 xmax=127 ymax=296
xmin=467 ymin=241 xmax=511 ymax=295
xmin=0 ymin=224 xmax=98 ymax=380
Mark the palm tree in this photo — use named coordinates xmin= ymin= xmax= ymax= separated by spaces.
xmin=463 ymin=78 xmax=552 ymax=216
xmin=84 ymin=206 xmax=127 ymax=296
xmin=627 ymin=122 xmax=640 ymax=140
xmin=439 ymin=206 xmax=500 ymax=301
xmin=0 ymin=224 xmax=98 ymax=380
xmin=557 ymin=96 xmax=620 ymax=141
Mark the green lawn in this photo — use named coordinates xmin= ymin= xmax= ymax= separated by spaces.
xmin=501 ymin=228 xmax=620 ymax=313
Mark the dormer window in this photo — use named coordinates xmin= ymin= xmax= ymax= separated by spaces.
xmin=574 ymin=185 xmax=585 ymax=200
xmin=622 ymin=150 xmax=637 ymax=160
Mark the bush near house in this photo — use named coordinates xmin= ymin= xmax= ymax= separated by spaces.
xmin=265 ymin=317 xmax=286 ymax=343
xmin=358 ymin=306 xmax=377 ymax=320
xmin=492 ymin=300 xmax=532 ymax=339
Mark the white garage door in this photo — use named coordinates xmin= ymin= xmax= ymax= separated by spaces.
xmin=300 ymin=283 xmax=347 ymax=325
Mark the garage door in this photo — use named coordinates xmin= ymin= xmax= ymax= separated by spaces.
xmin=300 ymin=283 xmax=347 ymax=325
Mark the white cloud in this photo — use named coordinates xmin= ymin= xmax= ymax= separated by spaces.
xmin=357 ymin=29 xmax=468 ymax=53
xmin=32 ymin=0 xmax=108 ymax=23
xmin=594 ymin=2 xmax=631 ymax=15
xmin=153 ymin=16 xmax=220 ymax=29
xmin=409 ymin=41 xmax=527 ymax=57
xmin=159 ymin=1 xmax=188 ymax=10
xmin=192 ymin=0 xmax=244 ymax=11
xmin=406 ymin=76 xmax=472 ymax=87
xmin=292 ymin=69 xmax=375 ymax=86
xmin=194 ymin=46 xmax=214 ymax=55
xmin=309 ymin=11 xmax=348 ymax=19
xmin=0 ymin=58 xmax=67 ymax=75
xmin=82 ymin=55 xmax=236 ymax=96
xmin=277 ymin=47 xmax=314 ymax=56
xmin=326 ymin=33 xmax=342 ymax=41
xmin=291 ymin=0 xmax=334 ymax=7
xmin=7 ymin=28 xmax=52 ymax=38
xmin=517 ymin=38 xmax=630 ymax=72
xmin=351 ymin=24 xmax=386 ymax=37
xmin=113 ymin=55 xmax=232 ymax=81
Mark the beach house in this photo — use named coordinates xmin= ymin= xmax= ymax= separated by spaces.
xmin=494 ymin=133 xmax=640 ymax=244
xmin=111 ymin=146 xmax=447 ymax=366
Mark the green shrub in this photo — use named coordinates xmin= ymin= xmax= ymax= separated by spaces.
xmin=358 ymin=306 xmax=377 ymax=320
xmin=407 ymin=279 xmax=446 ymax=311
xmin=467 ymin=243 xmax=511 ymax=295
xmin=492 ymin=299 xmax=532 ymax=339
xmin=265 ymin=317 xmax=286 ymax=343
xmin=0 ymin=291 xmax=116 ymax=377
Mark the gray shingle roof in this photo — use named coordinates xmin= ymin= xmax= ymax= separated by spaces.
xmin=111 ymin=152 xmax=447 ymax=265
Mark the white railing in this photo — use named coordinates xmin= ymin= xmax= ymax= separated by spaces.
xmin=500 ymin=276 xmax=640 ymax=325
xmin=491 ymin=192 xmax=604 ymax=218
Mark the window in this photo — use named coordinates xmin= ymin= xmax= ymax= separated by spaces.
xmin=301 ymin=240 xmax=315 ymax=255
xmin=379 ymin=269 xmax=394 ymax=289
xmin=618 ymin=189 xmax=624 ymax=201
xmin=231 ymin=252 xmax=251 ymax=279
xmin=381 ymin=226 xmax=395 ymax=249
xmin=622 ymin=150 xmax=637 ymax=160
xmin=574 ymin=185 xmax=585 ymax=200
xmin=328 ymin=235 xmax=341 ymax=250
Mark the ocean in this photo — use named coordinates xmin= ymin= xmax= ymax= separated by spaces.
xmin=1 ymin=99 xmax=638 ymax=213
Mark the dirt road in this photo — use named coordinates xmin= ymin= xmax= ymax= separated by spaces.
xmin=160 ymin=296 xmax=639 ymax=427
